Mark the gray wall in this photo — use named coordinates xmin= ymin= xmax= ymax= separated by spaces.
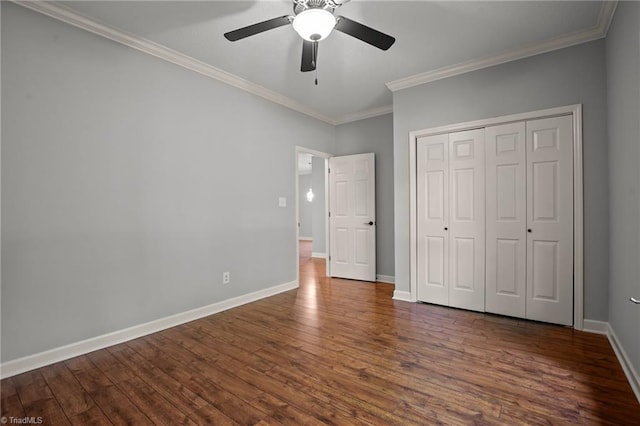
xmin=298 ymin=173 xmax=313 ymax=239
xmin=311 ymin=156 xmax=326 ymax=255
xmin=1 ymin=3 xmax=335 ymax=362
xmin=335 ymin=114 xmax=395 ymax=278
xmin=606 ymin=1 xmax=640 ymax=378
xmin=393 ymin=40 xmax=609 ymax=320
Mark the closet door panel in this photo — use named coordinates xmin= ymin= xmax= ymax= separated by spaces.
xmin=448 ymin=129 xmax=485 ymax=312
xmin=526 ymin=115 xmax=573 ymax=326
xmin=485 ymin=122 xmax=527 ymax=317
xmin=417 ymin=134 xmax=449 ymax=305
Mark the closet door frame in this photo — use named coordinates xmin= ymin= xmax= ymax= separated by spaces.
xmin=405 ymin=104 xmax=584 ymax=330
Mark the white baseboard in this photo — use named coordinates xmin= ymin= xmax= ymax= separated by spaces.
xmin=582 ymin=319 xmax=639 ymax=403
xmin=582 ymin=319 xmax=609 ymax=334
xmin=311 ymin=252 xmax=326 ymax=259
xmin=392 ymin=290 xmax=413 ymax=302
xmin=376 ymin=275 xmax=395 ymax=284
xmin=0 ymin=280 xmax=299 ymax=379
xmin=298 ymin=237 xmax=313 ymax=241
xmin=606 ymin=323 xmax=640 ymax=403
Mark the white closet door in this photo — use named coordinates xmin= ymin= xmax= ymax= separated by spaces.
xmin=485 ymin=122 xmax=527 ymax=317
xmin=526 ymin=115 xmax=573 ymax=325
xmin=448 ymin=129 xmax=485 ymax=312
xmin=417 ymin=134 xmax=449 ymax=305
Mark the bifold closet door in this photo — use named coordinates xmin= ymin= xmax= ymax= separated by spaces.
xmin=417 ymin=130 xmax=485 ymax=311
xmin=486 ymin=116 xmax=573 ymax=325
xmin=448 ymin=129 xmax=485 ymax=311
xmin=526 ymin=115 xmax=573 ymax=326
xmin=417 ymin=134 xmax=449 ymax=305
xmin=485 ymin=122 xmax=527 ymax=318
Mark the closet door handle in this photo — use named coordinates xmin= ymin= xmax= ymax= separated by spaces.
xmin=631 ymin=297 xmax=640 ymax=305
xmin=527 ymin=229 xmax=532 ymax=233
xmin=444 ymin=227 xmax=448 ymax=231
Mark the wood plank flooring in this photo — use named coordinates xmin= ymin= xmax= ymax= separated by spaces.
xmin=2 ymin=241 xmax=639 ymax=425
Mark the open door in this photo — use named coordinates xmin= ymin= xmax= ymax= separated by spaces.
xmin=329 ymin=153 xmax=376 ymax=282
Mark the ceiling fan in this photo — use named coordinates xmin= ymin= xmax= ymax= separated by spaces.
xmin=224 ymin=0 xmax=395 ymax=74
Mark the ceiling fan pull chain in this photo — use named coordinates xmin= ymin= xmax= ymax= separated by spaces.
xmin=314 ymin=41 xmax=319 ymax=85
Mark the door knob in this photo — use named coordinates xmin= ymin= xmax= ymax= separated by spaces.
xmin=527 ymin=229 xmax=532 ymax=233
xmin=444 ymin=227 xmax=448 ymax=231
xmin=631 ymin=297 xmax=640 ymax=304
xmin=363 ymin=221 xmax=374 ymax=226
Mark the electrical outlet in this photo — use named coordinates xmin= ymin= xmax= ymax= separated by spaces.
xmin=222 ymin=271 xmax=230 ymax=284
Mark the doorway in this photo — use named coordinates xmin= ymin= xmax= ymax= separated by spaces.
xmin=295 ymin=147 xmax=331 ymax=282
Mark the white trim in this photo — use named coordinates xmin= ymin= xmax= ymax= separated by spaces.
xmin=386 ymin=2 xmax=617 ymax=92
xmin=409 ymin=105 xmax=582 ymax=138
xmin=572 ymin=104 xmax=585 ymax=330
xmin=11 ymin=0 xmax=336 ymax=125
xmin=598 ymin=0 xmax=619 ymax=37
xmin=408 ymin=105 xmax=584 ymax=329
xmin=582 ymin=319 xmax=609 ymax=335
xmin=607 ymin=323 xmax=640 ymax=402
xmin=334 ymin=105 xmax=393 ymax=125
xmin=392 ymin=290 xmax=413 ymax=302
xmin=323 ymin=156 xmax=331 ymax=278
xmin=311 ymin=252 xmax=327 ymax=259
xmin=376 ymin=274 xmax=395 ymax=284
xmin=0 ymin=280 xmax=298 ymax=379
xmin=298 ymin=237 xmax=313 ymax=241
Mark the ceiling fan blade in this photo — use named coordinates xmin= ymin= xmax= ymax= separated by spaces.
xmin=334 ymin=16 xmax=395 ymax=50
xmin=301 ymin=40 xmax=317 ymax=72
xmin=224 ymin=15 xmax=292 ymax=41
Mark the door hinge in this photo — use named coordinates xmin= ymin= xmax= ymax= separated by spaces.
xmin=329 ymin=211 xmax=331 ymax=217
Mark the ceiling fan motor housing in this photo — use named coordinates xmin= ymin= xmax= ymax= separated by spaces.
xmin=294 ymin=0 xmax=337 ymax=16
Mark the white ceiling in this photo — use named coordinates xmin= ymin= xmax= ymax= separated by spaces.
xmin=36 ymin=1 xmax=612 ymax=124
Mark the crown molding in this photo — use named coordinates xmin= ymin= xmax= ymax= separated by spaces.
xmin=387 ymin=0 xmax=618 ymax=92
xmin=597 ymin=0 xmax=618 ymax=36
xmin=334 ymin=104 xmax=393 ymax=125
xmin=12 ymin=1 xmax=618 ymax=125
xmin=11 ymin=0 xmax=338 ymax=125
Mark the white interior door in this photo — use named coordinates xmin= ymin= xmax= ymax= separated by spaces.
xmin=329 ymin=153 xmax=376 ymax=281
xmin=417 ymin=134 xmax=449 ymax=305
xmin=526 ymin=115 xmax=573 ymax=325
xmin=448 ymin=129 xmax=485 ymax=312
xmin=485 ymin=122 xmax=527 ymax=317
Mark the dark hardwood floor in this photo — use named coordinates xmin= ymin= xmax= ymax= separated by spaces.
xmin=2 ymin=241 xmax=639 ymax=425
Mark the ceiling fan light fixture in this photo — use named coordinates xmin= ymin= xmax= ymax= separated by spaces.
xmin=292 ymin=9 xmax=336 ymax=41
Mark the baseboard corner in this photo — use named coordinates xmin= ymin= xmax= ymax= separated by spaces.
xmin=376 ymin=274 xmax=395 ymax=284
xmin=392 ymin=290 xmax=413 ymax=302
xmin=606 ymin=323 xmax=640 ymax=403
xmin=582 ymin=319 xmax=609 ymax=335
